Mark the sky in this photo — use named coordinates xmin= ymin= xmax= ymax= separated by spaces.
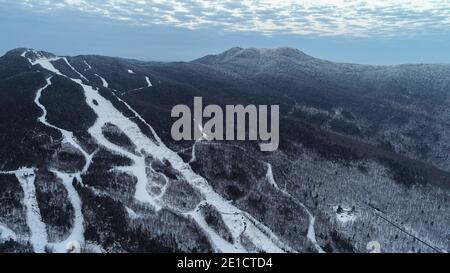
xmin=1 ymin=0 xmax=450 ymax=64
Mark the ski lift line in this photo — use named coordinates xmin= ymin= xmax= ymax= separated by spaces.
xmin=361 ymin=201 xmax=444 ymax=253
xmin=375 ymin=213 xmax=444 ymax=253
xmin=107 ymin=89 xmax=163 ymax=144
xmin=362 ymin=201 xmax=387 ymax=215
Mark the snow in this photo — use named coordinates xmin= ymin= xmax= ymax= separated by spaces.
xmin=126 ymin=207 xmax=139 ymax=219
xmin=84 ymin=242 xmax=105 ymax=253
xmin=48 ymin=171 xmax=84 ymax=253
xmin=188 ymin=207 xmax=245 ymax=253
xmin=23 ymin=51 xmax=92 ymax=252
xmin=145 ymin=76 xmax=153 ymax=87
xmin=265 ymin=163 xmax=278 ymax=188
xmin=14 ymin=168 xmax=48 ymax=253
xmin=33 ymin=75 xmax=89 ymax=252
xmin=83 ymin=60 xmax=92 ymax=70
xmin=97 ymin=91 xmax=287 ymax=250
xmin=306 ymin=216 xmax=323 ymax=252
xmin=299 ymin=204 xmax=324 ymax=253
xmin=76 ymin=68 xmax=289 ymax=252
xmin=20 ymin=49 xmax=29 ymax=58
xmin=239 ymin=211 xmax=292 ymax=252
xmin=336 ymin=213 xmax=356 ymax=224
xmin=33 ymin=76 xmax=92 ymax=171
xmin=95 ymin=74 xmax=109 ymax=88
xmin=128 ymin=69 xmax=135 ymax=74
xmin=144 ymin=168 xmax=170 ymax=199
xmin=84 ymin=89 xmax=162 ymax=209
xmin=30 ymin=55 xmax=63 ymax=76
xmin=61 ymin=58 xmax=89 ymax=82
xmin=334 ymin=205 xmax=357 ymax=225
xmin=0 ymin=224 xmax=17 ymax=242
xmin=121 ymin=75 xmax=153 ymax=95
xmin=190 ymin=120 xmax=208 ymax=163
xmin=24 ymin=51 xmax=292 ymax=253
xmin=264 ymin=162 xmax=325 ymax=253
xmin=29 ymin=57 xmax=162 ymax=210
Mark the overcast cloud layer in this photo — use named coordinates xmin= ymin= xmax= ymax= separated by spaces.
xmin=14 ymin=0 xmax=450 ymax=37
xmin=1 ymin=0 xmax=450 ymax=64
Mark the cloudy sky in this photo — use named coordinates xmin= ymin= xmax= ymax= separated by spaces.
xmin=1 ymin=0 xmax=450 ymax=64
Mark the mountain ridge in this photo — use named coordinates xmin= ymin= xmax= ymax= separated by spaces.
xmin=6 ymin=47 xmax=450 ymax=67
xmin=0 ymin=47 xmax=448 ymax=253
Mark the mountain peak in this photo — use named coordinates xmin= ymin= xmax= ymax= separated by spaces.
xmin=4 ymin=48 xmax=57 ymax=60
xmin=192 ymin=46 xmax=311 ymax=65
xmin=3 ymin=48 xmax=30 ymax=58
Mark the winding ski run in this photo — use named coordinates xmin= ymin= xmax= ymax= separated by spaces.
xmin=16 ymin=49 xmax=311 ymax=253
xmin=266 ymin=164 xmax=325 ymax=253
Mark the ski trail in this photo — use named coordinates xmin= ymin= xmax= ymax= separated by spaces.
xmin=27 ymin=51 xmax=291 ymax=253
xmin=265 ymin=163 xmax=278 ymax=188
xmin=143 ymin=167 xmax=170 ymax=200
xmin=109 ymin=91 xmax=290 ymax=252
xmin=145 ymin=76 xmax=153 ymax=87
xmin=14 ymin=168 xmax=48 ymax=253
xmin=83 ymin=71 xmax=290 ymax=252
xmin=239 ymin=210 xmax=293 ymax=251
xmin=29 ymin=52 xmax=161 ymax=210
xmin=187 ymin=208 xmax=245 ymax=252
xmin=48 ymin=171 xmax=84 ymax=253
xmin=91 ymin=79 xmax=163 ymax=144
xmin=80 ymin=88 xmax=161 ymax=209
xmin=61 ymin=58 xmax=89 ymax=82
xmin=109 ymin=91 xmax=163 ymax=144
xmin=24 ymin=53 xmax=92 ymax=252
xmin=190 ymin=119 xmax=208 ymax=163
xmin=122 ymin=76 xmax=153 ymax=95
xmin=95 ymin=74 xmax=109 ymax=88
xmin=83 ymin=60 xmax=92 ymax=71
xmin=21 ymin=50 xmax=28 ymax=58
xmin=34 ymin=78 xmax=79 ymax=152
xmin=83 ymin=74 xmax=289 ymax=252
xmin=34 ymin=79 xmax=88 ymax=252
xmin=125 ymin=207 xmax=140 ymax=219
xmin=28 ymin=53 xmax=93 ymax=171
xmin=33 ymin=77 xmax=92 ymax=174
xmin=265 ymin=163 xmax=325 ymax=253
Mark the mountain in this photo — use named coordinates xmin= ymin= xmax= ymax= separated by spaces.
xmin=195 ymin=47 xmax=450 ymax=172
xmin=0 ymin=47 xmax=448 ymax=253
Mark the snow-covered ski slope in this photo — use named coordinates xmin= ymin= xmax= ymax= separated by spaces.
xmin=16 ymin=49 xmax=319 ymax=253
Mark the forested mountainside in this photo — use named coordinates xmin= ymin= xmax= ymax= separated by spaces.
xmin=0 ymin=47 xmax=448 ymax=253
